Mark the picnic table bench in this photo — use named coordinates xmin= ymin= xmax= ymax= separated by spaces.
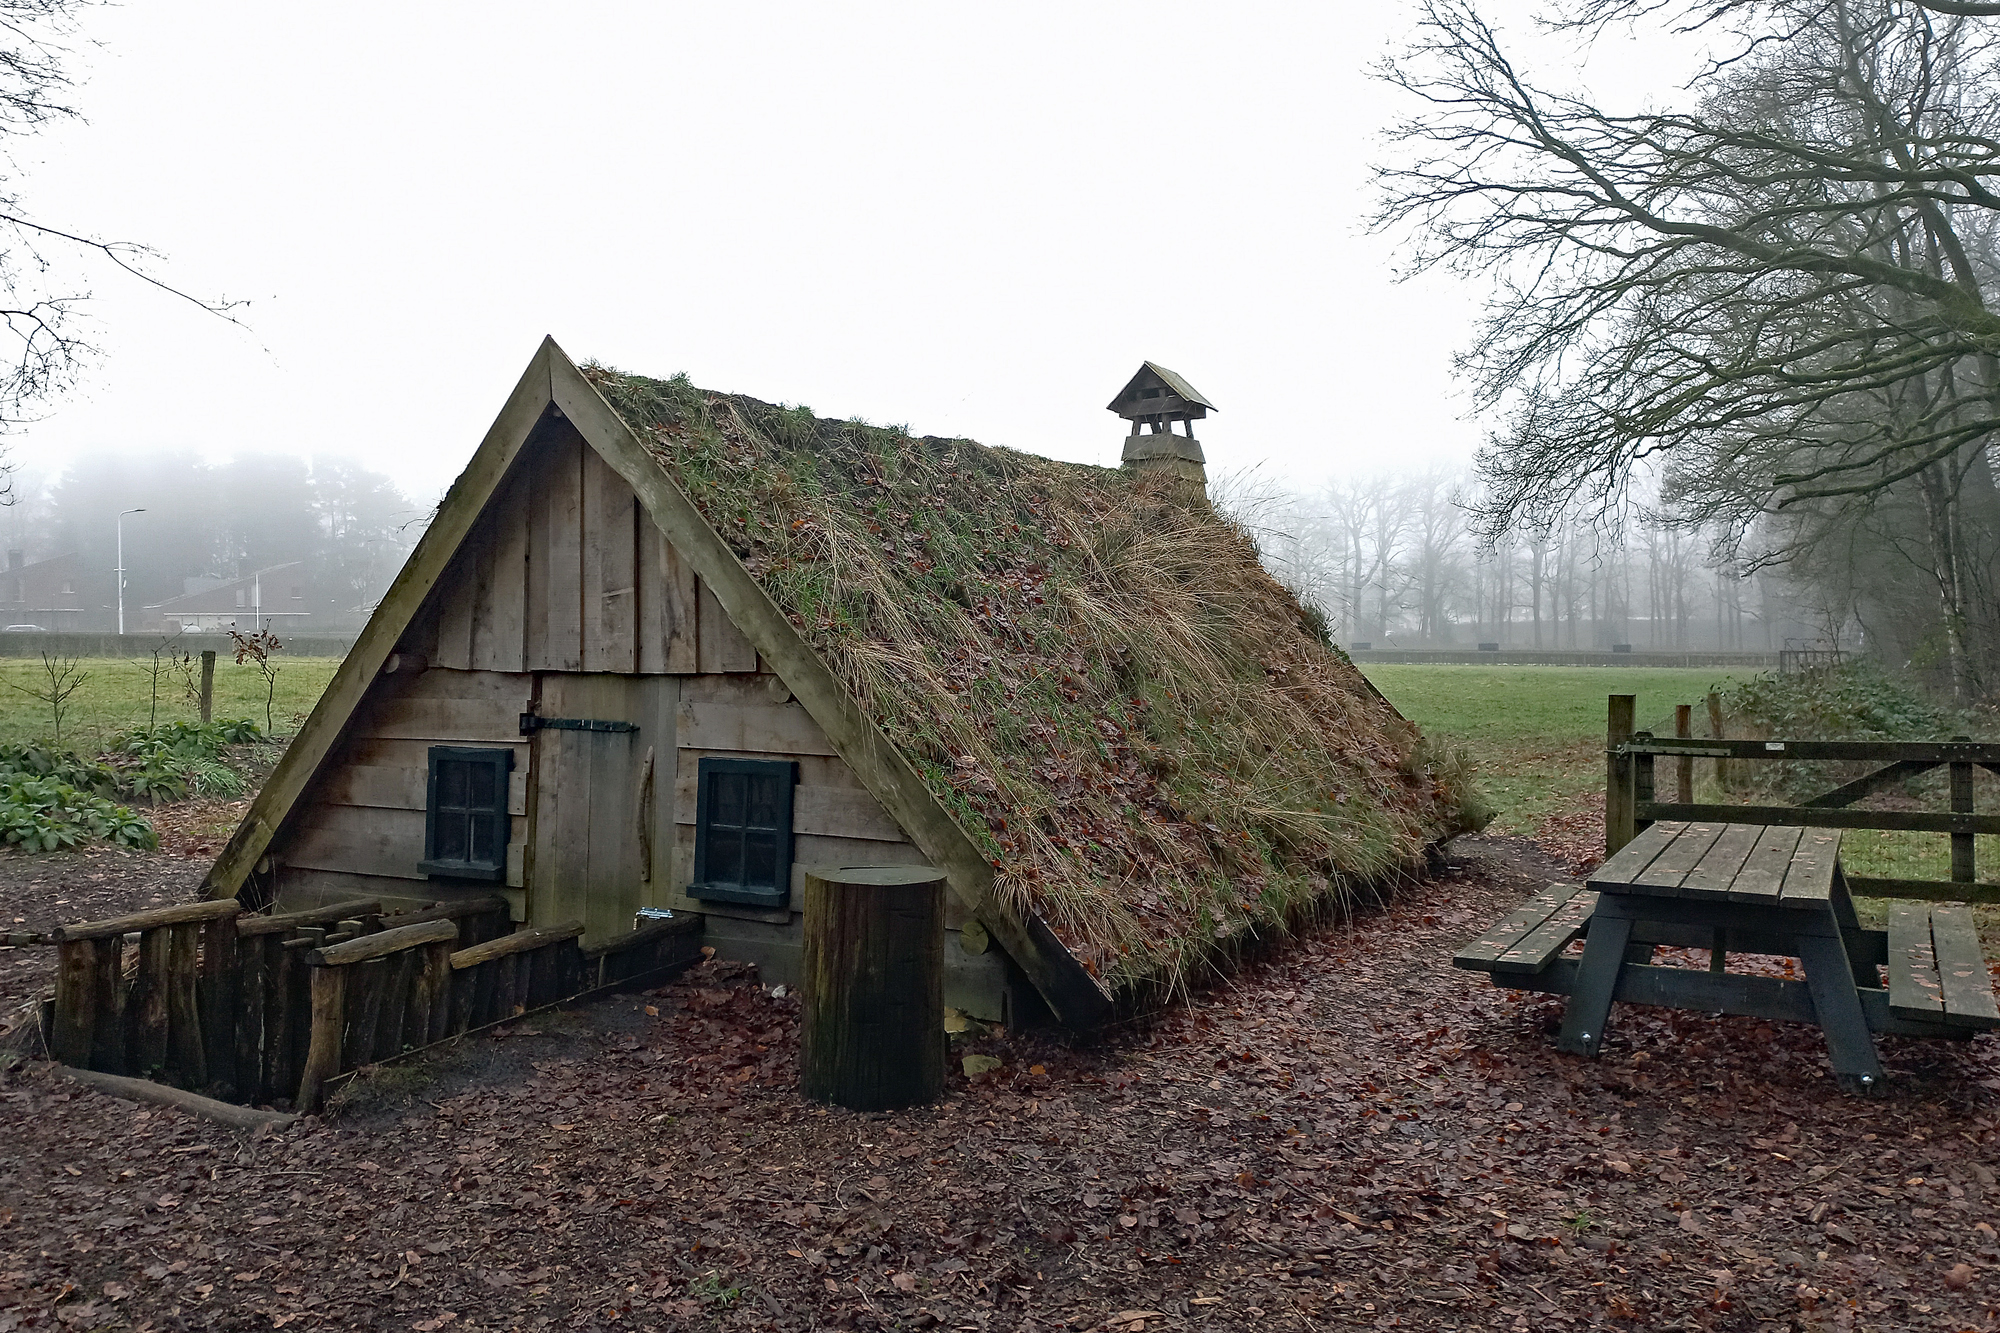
xmin=1456 ymin=821 xmax=2000 ymax=1093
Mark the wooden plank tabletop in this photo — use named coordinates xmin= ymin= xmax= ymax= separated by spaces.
xmin=1589 ymin=821 xmax=1839 ymax=909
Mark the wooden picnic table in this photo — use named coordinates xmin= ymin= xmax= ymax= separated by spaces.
xmin=1456 ymin=820 xmax=2000 ymax=1093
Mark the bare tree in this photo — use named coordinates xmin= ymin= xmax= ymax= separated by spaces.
xmin=0 ymin=2 xmax=242 ymax=498
xmin=1376 ymin=0 xmax=2000 ymax=693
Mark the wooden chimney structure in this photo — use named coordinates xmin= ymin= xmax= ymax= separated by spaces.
xmin=1108 ymin=362 xmax=1214 ymax=484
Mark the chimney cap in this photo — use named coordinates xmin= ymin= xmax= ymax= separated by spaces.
xmin=1107 ymin=362 xmax=1216 ymax=422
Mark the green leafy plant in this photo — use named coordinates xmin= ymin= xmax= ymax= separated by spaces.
xmin=0 ymin=743 xmax=120 ymax=795
xmin=0 ymin=775 xmax=156 ymax=851
xmin=687 ymin=1272 xmax=741 ymax=1308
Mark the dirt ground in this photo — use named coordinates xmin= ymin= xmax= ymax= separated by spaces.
xmin=3 ymin=834 xmax=1999 ymax=1332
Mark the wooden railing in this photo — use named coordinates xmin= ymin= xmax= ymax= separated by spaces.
xmin=1606 ymin=693 xmax=2000 ymax=902
xmin=42 ymin=895 xmax=703 ymax=1112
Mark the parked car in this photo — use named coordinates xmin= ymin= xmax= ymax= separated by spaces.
xmin=2 ymin=624 xmax=45 ymax=632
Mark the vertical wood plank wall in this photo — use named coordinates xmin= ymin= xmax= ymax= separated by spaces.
xmin=267 ymin=420 xmax=1017 ymax=1018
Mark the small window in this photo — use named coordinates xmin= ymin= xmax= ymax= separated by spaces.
xmin=291 ymin=586 xmax=303 ymax=600
xmin=419 ymin=746 xmax=513 ymax=882
xmin=235 ymin=589 xmax=245 ymax=608
xmin=689 ymin=757 xmax=797 ymax=909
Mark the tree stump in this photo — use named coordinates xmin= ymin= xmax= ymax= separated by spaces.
xmin=799 ymin=866 xmax=946 ymax=1111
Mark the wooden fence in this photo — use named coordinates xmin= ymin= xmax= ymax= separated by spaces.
xmin=44 ymin=895 xmax=703 ymax=1112
xmin=1606 ymin=694 xmax=2000 ymax=902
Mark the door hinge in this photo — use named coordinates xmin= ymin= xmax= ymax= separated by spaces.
xmin=520 ymin=713 xmax=639 ymax=735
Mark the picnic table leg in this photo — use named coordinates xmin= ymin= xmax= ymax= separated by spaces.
xmin=1557 ymin=914 xmax=1633 ymax=1058
xmin=1797 ymin=930 xmax=1886 ymax=1095
xmin=1829 ymin=866 xmax=1882 ymax=990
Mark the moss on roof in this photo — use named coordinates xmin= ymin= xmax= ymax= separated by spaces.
xmin=588 ymin=366 xmax=1482 ymax=994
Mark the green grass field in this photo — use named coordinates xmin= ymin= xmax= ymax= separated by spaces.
xmin=1361 ymin=664 xmax=1744 ymax=837
xmin=0 ymin=656 xmax=343 ymax=753
xmin=1362 ymin=662 xmax=1997 ymax=887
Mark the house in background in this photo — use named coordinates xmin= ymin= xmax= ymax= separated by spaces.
xmin=145 ymin=562 xmax=314 ymax=634
xmin=0 ymin=550 xmax=86 ymax=629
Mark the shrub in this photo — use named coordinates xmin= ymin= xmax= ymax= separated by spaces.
xmin=1717 ymin=664 xmax=1958 ymax=800
xmin=104 ymin=718 xmax=266 ymax=801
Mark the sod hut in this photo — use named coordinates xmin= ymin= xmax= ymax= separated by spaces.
xmin=203 ymin=339 xmax=1477 ymax=1030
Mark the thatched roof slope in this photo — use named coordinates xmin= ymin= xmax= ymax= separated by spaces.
xmin=589 ymin=366 xmax=1480 ymax=992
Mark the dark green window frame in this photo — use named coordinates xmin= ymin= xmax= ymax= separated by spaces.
xmin=419 ymin=746 xmax=513 ymax=883
xmin=689 ymin=757 xmax=797 ymax=909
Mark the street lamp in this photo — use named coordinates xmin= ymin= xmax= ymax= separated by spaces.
xmin=116 ymin=507 xmax=146 ymax=635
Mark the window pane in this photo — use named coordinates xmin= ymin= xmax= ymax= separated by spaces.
xmin=747 ymin=775 xmax=780 ymax=830
xmin=744 ymin=831 xmax=777 ymax=888
xmin=713 ymin=772 xmax=746 ymax=826
xmin=471 ymin=811 xmax=497 ymax=863
xmin=436 ymin=812 xmax=468 ymax=860
xmin=708 ymin=826 xmax=743 ymax=883
xmin=469 ymin=762 xmax=496 ymax=809
xmin=438 ymin=760 xmax=469 ymax=808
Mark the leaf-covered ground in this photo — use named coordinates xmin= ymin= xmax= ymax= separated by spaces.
xmin=3 ymin=835 xmax=1999 ymax=1332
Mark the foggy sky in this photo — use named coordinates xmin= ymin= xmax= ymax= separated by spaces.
xmin=16 ymin=2 xmax=1687 ymax=504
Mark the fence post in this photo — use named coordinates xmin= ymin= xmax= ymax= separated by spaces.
xmin=296 ymin=965 xmax=347 ymax=1114
xmin=1705 ymin=691 xmax=1729 ymax=790
xmin=1606 ymin=695 xmax=1637 ymax=856
xmin=1674 ymin=704 xmax=1693 ymax=805
xmin=198 ymin=650 xmax=216 ymax=724
xmin=1951 ymin=736 xmax=1975 ymax=884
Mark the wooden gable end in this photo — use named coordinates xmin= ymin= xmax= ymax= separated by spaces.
xmin=404 ymin=417 xmax=756 ymax=677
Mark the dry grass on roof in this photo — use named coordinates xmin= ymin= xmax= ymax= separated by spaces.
xmin=588 ymin=366 xmax=1486 ymax=994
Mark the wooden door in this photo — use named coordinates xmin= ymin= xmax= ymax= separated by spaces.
xmin=526 ymin=674 xmax=677 ymax=944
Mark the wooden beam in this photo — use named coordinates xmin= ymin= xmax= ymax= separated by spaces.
xmin=307 ymin=918 xmax=459 ymax=967
xmin=1638 ymin=802 xmax=2000 ymax=836
xmin=1625 ymin=738 xmax=2000 ymax=763
xmin=238 ymin=898 xmax=386 ymax=937
xmin=450 ymin=920 xmax=584 ymax=969
xmin=1801 ymin=760 xmax=1938 ymax=809
xmin=57 ymin=1066 xmax=298 ymax=1132
xmin=50 ymin=899 xmax=240 ymax=943
xmin=1847 ymin=875 xmax=2000 ymax=905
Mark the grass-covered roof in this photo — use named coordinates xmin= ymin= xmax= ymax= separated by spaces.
xmin=589 ymin=366 xmax=1483 ymax=994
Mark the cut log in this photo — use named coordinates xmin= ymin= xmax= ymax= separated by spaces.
xmin=166 ymin=923 xmax=205 ymax=1088
xmin=307 ymin=918 xmax=459 ymax=968
xmin=50 ymin=899 xmax=239 ymax=943
xmin=52 ymin=939 xmax=96 ymax=1067
xmin=346 ymin=957 xmax=388 ymax=1068
xmin=58 ymin=1065 xmax=297 ymax=1132
xmin=88 ymin=935 xmax=126 ymax=1075
xmin=379 ymin=895 xmax=508 ymax=928
xmin=799 ymin=866 xmax=946 ymax=1112
xmin=236 ymin=935 xmax=269 ymax=1101
xmin=237 ymin=898 xmax=383 ymax=937
xmin=295 ymin=965 xmax=347 ymax=1114
xmin=198 ymin=914 xmax=237 ymax=1094
xmin=449 ymin=921 xmax=585 ymax=969
xmin=132 ymin=928 xmax=172 ymax=1076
